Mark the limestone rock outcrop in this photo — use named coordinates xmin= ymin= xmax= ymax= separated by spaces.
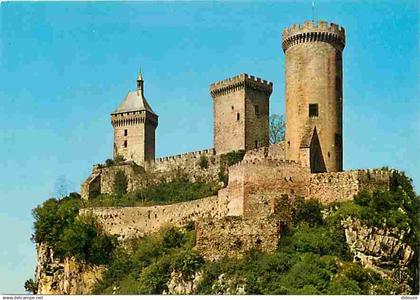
xmin=35 ymin=243 xmax=104 ymax=295
xmin=342 ymin=218 xmax=414 ymax=294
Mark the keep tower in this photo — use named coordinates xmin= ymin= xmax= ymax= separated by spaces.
xmin=210 ymin=73 xmax=272 ymax=155
xmin=111 ymin=72 xmax=158 ymax=167
xmin=282 ymin=21 xmax=345 ymax=172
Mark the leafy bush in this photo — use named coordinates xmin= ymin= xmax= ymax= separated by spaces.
xmin=31 ymin=194 xmax=116 ymax=265
xmin=89 ymin=178 xmax=219 ymax=208
xmin=172 ymin=250 xmax=205 ymax=279
xmin=57 ymin=215 xmax=117 ymax=264
xmin=31 ymin=195 xmax=81 ymax=248
xmin=93 ymin=226 xmax=199 ymax=294
xmin=280 ymin=224 xmax=350 ymax=259
xmin=293 ymin=198 xmax=323 ymax=227
xmin=224 ymin=150 xmax=246 ymax=166
xmin=199 ymin=155 xmax=209 ymax=169
xmin=24 ymin=278 xmax=38 ymax=294
xmin=105 ymin=159 xmax=114 ymax=167
xmin=114 ymin=170 xmax=128 ymax=197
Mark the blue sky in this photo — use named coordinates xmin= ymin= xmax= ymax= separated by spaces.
xmin=0 ymin=0 xmax=418 ymax=294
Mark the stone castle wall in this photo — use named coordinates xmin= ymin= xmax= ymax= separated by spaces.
xmin=195 ymin=216 xmax=280 ymax=261
xmin=309 ymin=169 xmax=391 ymax=204
xmin=81 ymin=151 xmax=393 ymax=262
xmin=81 ymin=149 xmax=221 ymax=200
xmin=153 ymin=148 xmax=220 ymax=183
xmin=242 ymin=142 xmax=285 ymax=162
xmin=79 ymin=195 xmax=227 ymax=241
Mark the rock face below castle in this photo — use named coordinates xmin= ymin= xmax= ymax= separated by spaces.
xmin=35 ymin=243 xmax=104 ymax=295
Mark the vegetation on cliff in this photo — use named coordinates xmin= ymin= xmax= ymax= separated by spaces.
xmin=87 ymin=177 xmax=220 ymax=208
xmin=29 ymin=170 xmax=419 ymax=295
xmin=31 ymin=193 xmax=117 ymax=265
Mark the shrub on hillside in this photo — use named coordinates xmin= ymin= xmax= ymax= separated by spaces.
xmin=114 ymin=170 xmax=128 ymax=197
xmin=199 ymin=155 xmax=209 ymax=169
xmin=57 ymin=215 xmax=117 ymax=264
xmin=31 ymin=195 xmax=81 ymax=248
xmin=31 ymin=194 xmax=116 ymax=265
xmin=93 ymin=226 xmax=198 ymax=294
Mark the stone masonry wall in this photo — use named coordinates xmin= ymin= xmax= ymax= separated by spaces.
xmin=309 ymin=169 xmax=392 ymax=204
xmin=153 ymin=148 xmax=220 ymax=183
xmin=242 ymin=142 xmax=285 ymax=162
xmin=79 ymin=195 xmax=227 ymax=240
xmin=195 ymin=216 xmax=280 ymax=261
xmin=81 ymin=149 xmax=222 ymax=200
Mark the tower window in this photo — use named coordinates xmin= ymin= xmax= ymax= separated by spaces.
xmin=237 ymin=113 xmax=240 ymax=121
xmin=124 ymin=140 xmax=127 ymax=148
xmin=124 ymin=129 xmax=128 ymax=136
xmin=255 ymin=105 xmax=260 ymax=116
xmin=309 ymin=104 xmax=319 ymax=117
xmin=255 ymin=140 xmax=258 ymax=148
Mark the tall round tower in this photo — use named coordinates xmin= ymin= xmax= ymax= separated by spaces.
xmin=282 ymin=21 xmax=345 ymax=173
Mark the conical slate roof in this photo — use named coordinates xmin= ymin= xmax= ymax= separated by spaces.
xmin=112 ymin=90 xmax=156 ymax=115
xmin=111 ymin=72 xmax=156 ymax=115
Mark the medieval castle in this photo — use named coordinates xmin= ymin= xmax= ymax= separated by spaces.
xmin=80 ymin=21 xmax=392 ymax=260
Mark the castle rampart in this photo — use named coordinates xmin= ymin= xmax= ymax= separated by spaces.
xmin=210 ymin=73 xmax=273 ymax=97
xmin=309 ymin=169 xmax=392 ymax=204
xmin=282 ymin=21 xmax=345 ymax=52
xmin=80 ymin=195 xmax=227 ymax=240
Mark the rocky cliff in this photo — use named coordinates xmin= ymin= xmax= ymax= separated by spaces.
xmin=35 ymin=243 xmax=104 ymax=295
xmin=342 ymin=218 xmax=415 ymax=294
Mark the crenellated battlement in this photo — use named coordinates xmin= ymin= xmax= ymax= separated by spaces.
xmin=281 ymin=20 xmax=345 ymax=52
xmin=229 ymin=157 xmax=300 ymax=171
xmin=210 ymin=73 xmax=273 ymax=97
xmin=154 ymin=148 xmax=216 ymax=163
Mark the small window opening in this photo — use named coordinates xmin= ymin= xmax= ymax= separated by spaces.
xmin=255 ymin=140 xmax=258 ymax=148
xmin=309 ymin=104 xmax=319 ymax=117
xmin=335 ymin=134 xmax=342 ymax=148
xmin=124 ymin=140 xmax=128 ymax=148
xmin=237 ymin=113 xmax=240 ymax=121
xmin=255 ymin=105 xmax=260 ymax=116
xmin=124 ymin=129 xmax=128 ymax=136
xmin=231 ymin=106 xmax=234 ymax=110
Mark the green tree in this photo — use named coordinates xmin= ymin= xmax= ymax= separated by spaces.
xmin=58 ymin=215 xmax=117 ymax=264
xmin=114 ymin=170 xmax=128 ymax=197
xmin=269 ymin=114 xmax=285 ymax=144
xmin=24 ymin=278 xmax=38 ymax=294
xmin=199 ymin=155 xmax=209 ymax=169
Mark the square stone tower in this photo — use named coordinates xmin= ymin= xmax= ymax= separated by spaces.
xmin=210 ymin=73 xmax=272 ymax=155
xmin=111 ymin=72 xmax=158 ymax=167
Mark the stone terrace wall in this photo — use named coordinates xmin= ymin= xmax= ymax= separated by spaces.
xmin=196 ymin=216 xmax=280 ymax=261
xmin=196 ymin=157 xmax=307 ymax=260
xmin=79 ymin=195 xmax=227 ymax=240
xmin=242 ymin=142 xmax=286 ymax=162
xmin=81 ymin=149 xmax=221 ymax=199
xmin=309 ymin=169 xmax=392 ymax=204
xmin=153 ymin=148 xmax=221 ymax=183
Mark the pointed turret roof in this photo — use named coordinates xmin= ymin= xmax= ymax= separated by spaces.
xmin=111 ymin=72 xmax=156 ymax=115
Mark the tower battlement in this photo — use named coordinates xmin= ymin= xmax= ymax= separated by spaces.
xmin=210 ymin=73 xmax=273 ymax=97
xmin=282 ymin=20 xmax=345 ymax=52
